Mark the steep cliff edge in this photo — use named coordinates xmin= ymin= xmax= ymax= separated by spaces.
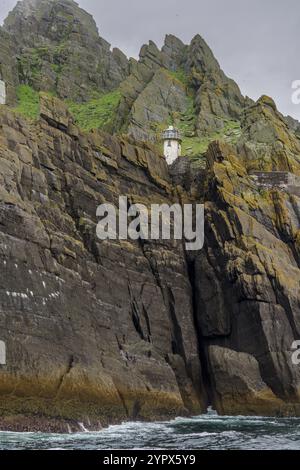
xmin=192 ymin=139 xmax=300 ymax=416
xmin=0 ymin=96 xmax=205 ymax=431
xmin=186 ymin=96 xmax=300 ymax=415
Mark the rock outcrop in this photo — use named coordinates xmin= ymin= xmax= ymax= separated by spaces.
xmin=0 ymin=96 xmax=205 ymax=431
xmin=190 ymin=140 xmax=300 ymax=416
xmin=0 ymin=28 xmax=19 ymax=105
xmin=237 ymin=95 xmax=300 ymax=173
xmin=4 ymin=0 xmax=130 ymax=101
xmin=186 ymin=34 xmax=245 ymax=135
xmin=1 ymin=92 xmax=300 ymax=430
xmin=116 ymin=33 xmax=246 ymax=140
xmin=208 ymin=346 xmax=284 ymax=415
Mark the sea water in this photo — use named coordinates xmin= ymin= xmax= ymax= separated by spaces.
xmin=0 ymin=411 xmax=299 ymax=450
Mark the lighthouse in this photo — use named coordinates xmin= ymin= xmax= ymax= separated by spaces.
xmin=0 ymin=80 xmax=6 ymax=105
xmin=162 ymin=126 xmax=182 ymax=165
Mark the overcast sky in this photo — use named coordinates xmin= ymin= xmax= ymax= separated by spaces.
xmin=1 ymin=0 xmax=300 ymax=119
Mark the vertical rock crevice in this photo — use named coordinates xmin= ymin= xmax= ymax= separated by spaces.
xmin=186 ymin=255 xmax=211 ymax=409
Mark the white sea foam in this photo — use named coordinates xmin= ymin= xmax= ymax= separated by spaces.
xmin=0 ymin=415 xmax=299 ymax=450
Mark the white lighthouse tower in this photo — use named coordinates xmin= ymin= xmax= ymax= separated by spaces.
xmin=0 ymin=80 xmax=6 ymax=105
xmin=162 ymin=126 xmax=182 ymax=165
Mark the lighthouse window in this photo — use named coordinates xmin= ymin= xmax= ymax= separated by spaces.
xmin=168 ymin=140 xmax=171 ymax=147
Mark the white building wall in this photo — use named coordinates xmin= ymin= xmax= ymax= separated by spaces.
xmin=164 ymin=139 xmax=181 ymax=165
xmin=0 ymin=340 xmax=6 ymax=365
xmin=0 ymin=80 xmax=6 ymax=105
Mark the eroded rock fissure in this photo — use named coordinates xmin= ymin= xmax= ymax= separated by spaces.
xmin=186 ymin=255 xmax=212 ymax=408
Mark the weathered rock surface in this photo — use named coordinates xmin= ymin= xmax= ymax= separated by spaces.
xmin=2 ymin=93 xmax=300 ymax=428
xmin=0 ymin=28 xmax=19 ymax=105
xmin=190 ymin=140 xmax=300 ymax=416
xmin=127 ymin=68 xmax=188 ymax=142
xmin=116 ymin=33 xmax=246 ymax=140
xmin=237 ymin=95 xmax=300 ymax=173
xmin=0 ymin=96 xmax=204 ymax=431
xmin=186 ymin=35 xmax=245 ymax=135
xmin=4 ymin=0 xmax=130 ymax=101
xmin=208 ymin=346 xmax=284 ymax=415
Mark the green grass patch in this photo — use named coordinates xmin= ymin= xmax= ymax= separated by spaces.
xmin=67 ymin=90 xmax=121 ymax=131
xmin=15 ymin=85 xmax=40 ymax=120
xmin=181 ymin=119 xmax=242 ymax=163
xmin=167 ymin=69 xmax=190 ymax=87
xmin=182 ymin=136 xmax=211 ymax=156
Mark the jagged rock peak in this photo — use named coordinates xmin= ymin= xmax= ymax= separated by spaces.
xmin=137 ymin=34 xmax=217 ymax=72
xmin=4 ymin=0 xmax=100 ymax=46
xmin=139 ymin=40 xmax=163 ymax=66
xmin=3 ymin=0 xmax=130 ymax=101
xmin=257 ymin=95 xmax=278 ymax=111
xmin=6 ymin=0 xmax=83 ymax=17
xmin=164 ymin=34 xmax=185 ymax=50
xmin=186 ymin=34 xmax=221 ymax=74
xmin=162 ymin=34 xmax=186 ymax=71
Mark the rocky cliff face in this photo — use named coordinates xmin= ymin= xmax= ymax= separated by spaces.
xmin=2 ymin=0 xmax=248 ymax=158
xmin=4 ymin=0 xmax=129 ymax=102
xmin=194 ymin=139 xmax=300 ymax=416
xmin=116 ymin=33 xmax=246 ymax=141
xmin=1 ymin=92 xmax=300 ymax=431
xmin=0 ymin=96 xmax=205 ymax=431
xmin=1 ymin=0 xmax=300 ymax=431
xmin=0 ymin=28 xmax=19 ymax=105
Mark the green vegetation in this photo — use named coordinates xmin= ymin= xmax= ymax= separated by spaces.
xmin=181 ymin=119 xmax=241 ymax=165
xmin=167 ymin=69 xmax=190 ymax=87
xmin=13 ymin=83 xmax=121 ymax=131
xmin=18 ymin=43 xmax=69 ymax=88
xmin=68 ymin=90 xmax=121 ymax=131
xmin=176 ymin=96 xmax=197 ymax=136
xmin=182 ymin=136 xmax=211 ymax=157
xmin=149 ymin=88 xmax=241 ymax=168
xmin=15 ymin=85 xmax=40 ymax=120
xmin=18 ymin=46 xmax=52 ymax=82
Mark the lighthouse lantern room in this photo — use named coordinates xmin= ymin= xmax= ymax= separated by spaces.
xmin=162 ymin=126 xmax=182 ymax=165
